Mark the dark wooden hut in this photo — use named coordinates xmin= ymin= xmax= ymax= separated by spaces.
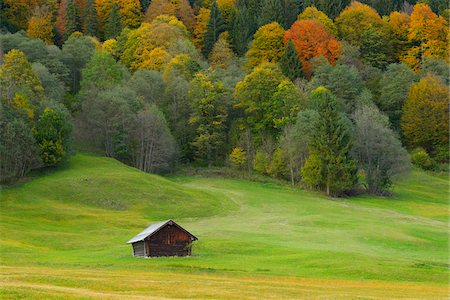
xmin=127 ymin=219 xmax=198 ymax=257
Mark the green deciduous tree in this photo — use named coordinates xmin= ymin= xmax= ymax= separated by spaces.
xmin=0 ymin=111 xmax=40 ymax=182
xmin=378 ymin=63 xmax=416 ymax=132
xmin=234 ymin=63 xmax=302 ymax=142
xmin=353 ymin=103 xmax=410 ymax=195
xmin=309 ymin=62 xmax=363 ymax=114
xmin=281 ymin=109 xmax=319 ymax=186
xmin=33 ymin=107 xmax=72 ymax=166
xmin=188 ymin=73 xmax=229 ymax=165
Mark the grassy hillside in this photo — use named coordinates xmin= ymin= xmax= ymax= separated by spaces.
xmin=0 ymin=154 xmax=448 ymax=299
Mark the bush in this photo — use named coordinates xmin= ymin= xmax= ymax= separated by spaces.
xmin=267 ymin=149 xmax=288 ymax=179
xmin=253 ymin=149 xmax=270 ymax=174
xmin=411 ymin=148 xmax=434 ymax=170
xmin=229 ymin=147 xmax=247 ymax=170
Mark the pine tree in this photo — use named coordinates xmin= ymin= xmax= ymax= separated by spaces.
xmin=229 ymin=4 xmax=252 ymax=55
xmin=84 ymin=0 xmax=98 ymax=37
xmin=301 ymin=87 xmax=357 ymax=196
xmin=203 ymin=1 xmax=226 ymax=57
xmin=259 ymin=0 xmax=284 ymax=27
xmin=105 ymin=4 xmax=122 ymax=40
xmin=66 ymin=0 xmax=81 ymax=38
xmin=279 ymin=40 xmax=303 ymax=80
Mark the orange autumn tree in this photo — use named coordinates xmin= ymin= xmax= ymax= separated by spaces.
xmin=284 ymin=20 xmax=340 ymax=77
xmin=145 ymin=0 xmax=195 ymax=31
xmin=403 ymin=3 xmax=448 ymax=70
xmin=193 ymin=7 xmax=211 ymax=51
xmin=27 ymin=6 xmax=54 ymax=44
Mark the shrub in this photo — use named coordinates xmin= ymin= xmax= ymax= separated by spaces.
xmin=253 ymin=149 xmax=270 ymax=174
xmin=229 ymin=147 xmax=247 ymax=170
xmin=411 ymin=148 xmax=434 ymax=170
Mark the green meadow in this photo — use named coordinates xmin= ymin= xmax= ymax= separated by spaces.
xmin=0 ymin=154 xmax=448 ymax=299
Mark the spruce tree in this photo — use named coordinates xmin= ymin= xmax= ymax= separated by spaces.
xmin=259 ymin=0 xmax=284 ymax=27
xmin=105 ymin=4 xmax=122 ymax=40
xmin=84 ymin=0 xmax=98 ymax=37
xmin=229 ymin=4 xmax=253 ymax=55
xmin=279 ymin=40 xmax=303 ymax=80
xmin=66 ymin=0 xmax=81 ymax=39
xmin=301 ymin=87 xmax=357 ymax=196
xmin=203 ymin=1 xmax=226 ymax=57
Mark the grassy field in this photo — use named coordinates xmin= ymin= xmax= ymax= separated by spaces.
xmin=0 ymin=154 xmax=448 ymax=299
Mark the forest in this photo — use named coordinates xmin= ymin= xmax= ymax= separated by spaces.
xmin=0 ymin=0 xmax=448 ymax=197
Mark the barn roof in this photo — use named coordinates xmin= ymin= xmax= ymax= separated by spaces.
xmin=127 ymin=219 xmax=198 ymax=244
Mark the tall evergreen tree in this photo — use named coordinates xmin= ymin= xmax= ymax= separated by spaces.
xmin=105 ymin=4 xmax=123 ymax=40
xmin=203 ymin=1 xmax=226 ymax=57
xmin=301 ymin=87 xmax=357 ymax=196
xmin=229 ymin=5 xmax=252 ymax=55
xmin=279 ymin=40 xmax=303 ymax=81
xmin=84 ymin=0 xmax=98 ymax=37
xmin=66 ymin=0 xmax=81 ymax=38
xmin=259 ymin=0 xmax=284 ymax=27
xmin=258 ymin=0 xmax=285 ymax=26
xmin=283 ymin=0 xmax=301 ymax=28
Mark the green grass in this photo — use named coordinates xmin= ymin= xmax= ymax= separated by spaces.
xmin=0 ymin=154 xmax=448 ymax=299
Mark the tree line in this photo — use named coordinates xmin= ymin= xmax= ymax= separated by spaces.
xmin=1 ymin=1 xmax=448 ymax=197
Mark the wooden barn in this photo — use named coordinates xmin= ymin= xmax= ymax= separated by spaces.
xmin=127 ymin=219 xmax=198 ymax=257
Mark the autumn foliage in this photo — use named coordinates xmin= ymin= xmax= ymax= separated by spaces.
xmin=285 ymin=20 xmax=341 ymax=77
xmin=401 ymin=75 xmax=449 ymax=160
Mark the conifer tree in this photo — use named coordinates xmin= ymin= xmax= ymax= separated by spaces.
xmin=203 ymin=1 xmax=226 ymax=57
xmin=105 ymin=4 xmax=122 ymax=39
xmin=66 ymin=0 xmax=81 ymax=38
xmin=84 ymin=0 xmax=98 ymax=37
xmin=229 ymin=4 xmax=252 ymax=55
xmin=259 ymin=0 xmax=284 ymax=27
xmin=279 ymin=40 xmax=303 ymax=80
xmin=301 ymin=87 xmax=357 ymax=196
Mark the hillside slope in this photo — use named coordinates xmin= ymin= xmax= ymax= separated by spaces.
xmin=0 ymin=154 xmax=448 ymax=299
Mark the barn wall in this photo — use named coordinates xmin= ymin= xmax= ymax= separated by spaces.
xmin=132 ymin=241 xmax=146 ymax=257
xmin=147 ymin=224 xmax=192 ymax=257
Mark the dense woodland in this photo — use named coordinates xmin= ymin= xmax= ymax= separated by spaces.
xmin=0 ymin=0 xmax=448 ymax=196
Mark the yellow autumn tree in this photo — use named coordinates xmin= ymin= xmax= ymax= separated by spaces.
xmin=27 ymin=6 xmax=54 ymax=45
xmin=402 ymin=3 xmax=448 ymax=70
xmin=145 ymin=0 xmax=195 ymax=30
xmin=335 ymin=1 xmax=383 ymax=46
xmin=95 ymin=0 xmax=143 ymax=36
xmin=298 ymin=6 xmax=337 ymax=36
xmin=217 ymin=0 xmax=236 ymax=23
xmin=401 ymin=75 xmax=449 ymax=160
xmin=388 ymin=11 xmax=410 ymax=59
xmin=135 ymin=47 xmax=172 ymax=71
xmin=121 ymin=15 xmax=190 ymax=71
xmin=246 ymin=22 xmax=285 ymax=69
xmin=209 ymin=32 xmax=235 ymax=68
